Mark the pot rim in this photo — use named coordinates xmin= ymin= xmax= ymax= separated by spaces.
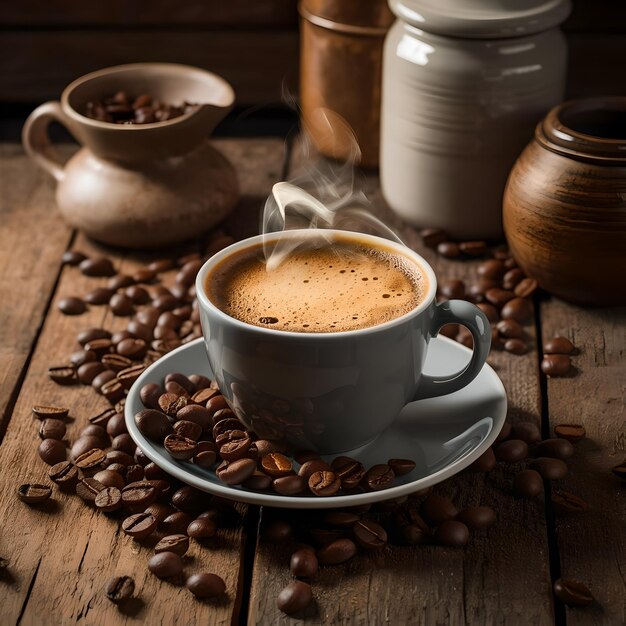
xmin=537 ymin=97 xmax=626 ymax=164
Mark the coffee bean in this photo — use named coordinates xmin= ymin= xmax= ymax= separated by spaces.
xmin=84 ymin=338 xmax=114 ymax=358
xmin=536 ymin=438 xmax=575 ymax=460
xmin=435 ymin=520 xmax=470 ymax=547
xmin=85 ymin=288 xmax=116 ymax=305
xmin=290 ymin=548 xmax=318 ymax=579
xmin=162 ymin=511 xmax=193 ymax=535
xmin=187 ymin=518 xmax=217 ymax=540
xmin=38 ymin=438 xmax=66 ymax=465
xmin=544 ymin=336 xmax=575 ymax=355
xmin=468 ymin=448 xmax=497 ymax=472
xmin=101 ymin=378 xmax=125 ymax=403
xmin=76 ymin=477 xmax=107 ymax=502
xmin=388 ymin=458 xmax=416 ymax=476
xmin=122 ymin=512 xmax=157 ymax=539
xmin=308 ymin=471 xmax=341 ymax=496
xmin=437 ymin=242 xmax=460 ymax=258
xmin=17 ymin=483 xmax=52 ymax=503
xmin=95 ymin=486 xmax=122 ymax=512
xmin=331 ymin=456 xmax=366 ymax=489
xmin=140 ymin=383 xmax=163 ymax=410
xmin=459 ymin=240 xmax=488 ymax=256
xmin=420 ymin=228 xmax=447 ymax=248
xmin=164 ymin=434 xmax=198 ymax=460
xmin=552 ymin=490 xmax=589 ymax=513
xmin=125 ymin=465 xmax=144 ymax=483
xmin=108 ymin=274 xmax=135 ymax=290
xmin=62 ymin=250 xmax=87 ymax=265
xmin=273 ymin=475 xmax=307 ymax=496
xmin=148 ymin=552 xmax=183 ymax=579
xmin=478 ymin=259 xmax=505 ymax=280
xmin=152 ymin=294 xmax=180 ymax=311
xmin=122 ymin=481 xmax=157 ymax=510
xmin=177 ymin=404 xmax=213 ymax=429
xmin=277 ymin=580 xmax=313 ymax=615
xmin=554 ymin=423 xmax=585 ymax=443
xmin=38 ymin=418 xmax=66 ymax=441
xmin=219 ymin=458 xmax=257 ymax=485
xmin=186 ymin=572 xmax=226 ymax=599
xmin=485 ymin=288 xmax=515 ymax=308
xmin=155 ymin=534 xmax=189 ymax=556
xmin=76 ymin=362 xmax=105 ymax=384
xmin=353 ymin=519 xmax=387 ymax=550
xmin=553 ymin=578 xmax=593 ymax=607
xmin=264 ymin=519 xmax=293 ymax=542
xmin=511 ymin=422 xmax=542 ymax=444
xmin=439 ymin=279 xmax=465 ymax=299
xmin=92 ymin=369 xmax=116 ymax=392
xmin=496 ymin=319 xmax=524 ymax=339
xmin=456 ymin=506 xmax=495 ymax=530
xmin=504 ymin=338 xmax=528 ymax=355
xmin=364 ymin=464 xmax=395 ymax=491
xmin=500 ymin=297 xmax=533 ymax=323
xmin=191 ymin=387 xmax=219 ymax=404
xmin=49 ymin=461 xmax=79 ymax=489
xmin=261 ymin=453 xmax=293 ymax=478
xmin=132 ymin=267 xmax=157 ymax=284
xmin=105 ymin=576 xmax=135 ymax=604
xmin=421 ymin=494 xmax=458 ymax=525
xmin=296 ymin=459 xmax=329 ymax=481
xmin=170 ymin=485 xmax=205 ymax=514
xmin=502 ymin=268 xmax=524 ymax=290
xmin=157 ymin=392 xmax=187 ymax=417
xmin=117 ymin=337 xmax=147 ymax=359
xmin=541 ymin=354 xmax=572 ymax=377
xmin=494 ymin=439 xmax=529 ymax=462
xmin=77 ymin=328 xmax=111 ymax=347
xmin=106 ymin=450 xmax=135 ymax=467
xmin=93 ymin=469 xmax=125 ymax=490
xmin=101 ymin=353 xmax=132 ymax=373
xmin=477 ymin=303 xmax=500 ymax=324
xmin=398 ymin=523 xmax=429 ymax=545
xmin=48 ymin=365 xmax=78 ymax=385
xmin=610 ymin=459 xmax=626 ymax=481
xmin=32 ymin=405 xmax=69 ymax=420
xmin=79 ymin=257 xmax=116 ymax=277
xmin=530 ymin=457 xmax=568 ymax=480
xmin=323 ymin=511 xmax=360 ymax=527
xmin=514 ymin=278 xmax=538 ymax=299
xmin=171 ymin=420 xmax=202 ymax=442
xmin=242 ymin=471 xmax=272 ymax=490
xmin=310 ymin=527 xmax=348 ymax=546
xmin=135 ymin=409 xmax=171 ymax=442
xmin=58 ymin=296 xmax=86 ymax=315
xmin=317 ymin=538 xmax=357 ymax=565
xmin=75 ymin=448 xmax=106 ymax=470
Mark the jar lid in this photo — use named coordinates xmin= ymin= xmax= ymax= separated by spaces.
xmin=389 ymin=0 xmax=571 ymax=38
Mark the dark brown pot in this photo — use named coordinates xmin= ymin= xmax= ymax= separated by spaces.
xmin=299 ymin=0 xmax=393 ymax=168
xmin=503 ymin=97 xmax=626 ymax=306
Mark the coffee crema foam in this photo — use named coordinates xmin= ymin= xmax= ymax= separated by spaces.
xmin=206 ymin=237 xmax=428 ymax=333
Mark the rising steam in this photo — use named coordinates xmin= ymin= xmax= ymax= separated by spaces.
xmin=261 ymin=110 xmax=404 ymax=271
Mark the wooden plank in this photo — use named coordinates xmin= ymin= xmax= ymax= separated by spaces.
xmin=0 ymin=138 xmax=285 ymax=625
xmin=247 ymin=143 xmax=554 ymax=624
xmin=0 ymin=0 xmax=297 ymax=28
xmin=540 ymin=299 xmax=626 ymax=625
xmin=566 ymin=34 xmax=626 ymax=98
xmin=0 ymin=31 xmax=298 ymax=106
xmin=0 ymin=144 xmax=73 ymax=436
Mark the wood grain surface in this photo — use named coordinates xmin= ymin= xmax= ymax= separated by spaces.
xmin=247 ymin=144 xmax=555 ymax=625
xmin=0 ymin=139 xmax=284 ymax=625
xmin=541 ymin=299 xmax=626 ymax=625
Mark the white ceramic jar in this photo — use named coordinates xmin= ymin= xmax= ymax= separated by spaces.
xmin=380 ymin=0 xmax=571 ymax=240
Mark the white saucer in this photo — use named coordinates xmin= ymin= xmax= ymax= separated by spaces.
xmin=125 ymin=337 xmax=506 ymax=509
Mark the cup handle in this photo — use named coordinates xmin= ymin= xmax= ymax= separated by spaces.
xmin=413 ymin=300 xmax=491 ymax=400
xmin=22 ymin=101 xmax=73 ymax=182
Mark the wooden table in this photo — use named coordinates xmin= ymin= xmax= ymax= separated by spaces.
xmin=0 ymin=139 xmax=623 ymax=625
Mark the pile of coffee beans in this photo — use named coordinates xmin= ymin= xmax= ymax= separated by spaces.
xmin=135 ymin=373 xmax=416 ymax=497
xmin=84 ymin=91 xmax=198 ymax=125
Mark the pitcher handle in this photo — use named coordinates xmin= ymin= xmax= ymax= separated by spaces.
xmin=22 ymin=101 xmax=73 ymax=182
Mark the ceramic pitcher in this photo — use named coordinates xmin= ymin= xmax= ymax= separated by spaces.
xmin=380 ymin=0 xmax=571 ymax=240
xmin=23 ymin=63 xmax=239 ymax=249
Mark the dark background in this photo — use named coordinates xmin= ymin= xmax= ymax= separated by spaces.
xmin=0 ymin=0 xmax=624 ymax=139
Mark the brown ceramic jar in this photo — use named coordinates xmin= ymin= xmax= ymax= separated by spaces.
xmin=503 ymin=98 xmax=626 ymax=306
xmin=299 ymin=0 xmax=393 ymax=168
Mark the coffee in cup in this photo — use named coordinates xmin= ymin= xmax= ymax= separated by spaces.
xmin=205 ymin=233 xmax=429 ymax=333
